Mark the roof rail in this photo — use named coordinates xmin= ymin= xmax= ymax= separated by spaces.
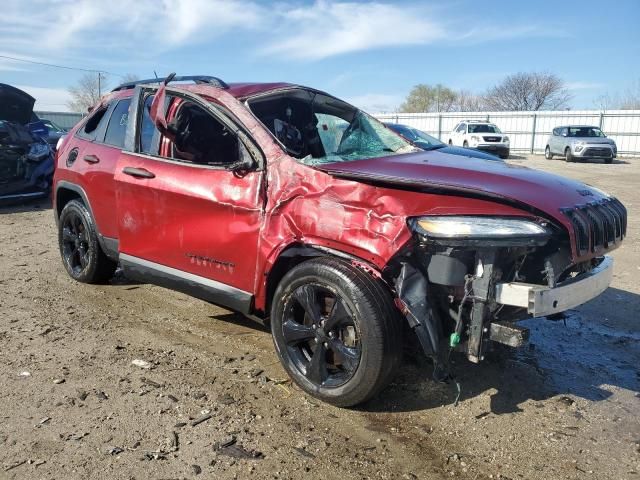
xmin=111 ymin=75 xmax=229 ymax=92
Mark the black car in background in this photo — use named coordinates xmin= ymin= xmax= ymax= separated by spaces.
xmin=0 ymin=83 xmax=54 ymax=203
xmin=385 ymin=122 xmax=502 ymax=161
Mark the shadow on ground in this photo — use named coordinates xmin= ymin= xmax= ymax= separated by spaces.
xmin=0 ymin=198 xmax=52 ymax=214
xmin=362 ymin=286 xmax=640 ymax=414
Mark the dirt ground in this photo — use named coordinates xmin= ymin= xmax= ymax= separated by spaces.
xmin=0 ymin=154 xmax=638 ymax=480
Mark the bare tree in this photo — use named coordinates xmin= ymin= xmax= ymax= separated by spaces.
xmin=454 ymin=90 xmax=486 ymax=112
xmin=121 ymin=73 xmax=140 ymax=83
xmin=67 ymin=72 xmax=108 ymax=112
xmin=592 ymin=79 xmax=640 ymax=110
xmin=620 ymin=78 xmax=640 ymax=109
xmin=400 ymin=84 xmax=457 ymax=113
xmin=484 ymin=72 xmax=572 ymax=111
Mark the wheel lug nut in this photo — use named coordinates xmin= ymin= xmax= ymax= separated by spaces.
xmin=323 ymin=342 xmax=328 ymax=348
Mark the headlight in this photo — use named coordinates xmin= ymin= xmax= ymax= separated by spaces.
xmin=56 ymin=135 xmax=67 ymax=152
xmin=574 ymin=141 xmax=584 ymax=152
xmin=411 ymin=216 xmax=551 ymax=246
xmin=503 ymin=136 xmax=509 ymax=143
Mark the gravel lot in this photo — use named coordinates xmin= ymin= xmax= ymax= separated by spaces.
xmin=0 ymin=154 xmax=638 ymax=479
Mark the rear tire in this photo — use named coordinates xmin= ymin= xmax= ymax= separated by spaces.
xmin=545 ymin=145 xmax=553 ymax=159
xmin=564 ymin=147 xmax=574 ymax=163
xmin=270 ymin=257 xmax=402 ymax=407
xmin=58 ymin=200 xmax=117 ymax=283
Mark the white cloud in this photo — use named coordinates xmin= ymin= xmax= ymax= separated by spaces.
xmin=262 ymin=1 xmax=446 ymax=60
xmin=14 ymin=85 xmax=72 ymax=112
xmin=0 ymin=0 xmax=564 ymax=67
xmin=1 ymin=0 xmax=265 ymax=53
xmin=455 ymin=24 xmax=567 ymax=44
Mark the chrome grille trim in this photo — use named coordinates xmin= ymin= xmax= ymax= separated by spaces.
xmin=562 ymin=198 xmax=627 ymax=254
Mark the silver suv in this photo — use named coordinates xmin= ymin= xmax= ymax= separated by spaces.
xmin=545 ymin=125 xmax=617 ymax=164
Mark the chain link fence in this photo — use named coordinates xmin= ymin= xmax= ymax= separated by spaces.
xmin=375 ymin=110 xmax=640 ymax=156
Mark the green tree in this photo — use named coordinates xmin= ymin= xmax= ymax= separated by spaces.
xmin=400 ymin=84 xmax=457 ymax=113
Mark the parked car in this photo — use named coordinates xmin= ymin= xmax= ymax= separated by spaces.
xmin=385 ymin=123 xmax=502 ymax=161
xmin=447 ymin=120 xmax=510 ymax=158
xmin=53 ymin=74 xmax=627 ymax=407
xmin=545 ymin=126 xmax=617 ymax=163
xmin=37 ymin=117 xmax=68 ymax=150
xmin=0 ymin=83 xmax=54 ymax=203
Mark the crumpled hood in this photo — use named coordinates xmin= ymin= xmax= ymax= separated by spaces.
xmin=0 ymin=83 xmax=35 ymax=125
xmin=317 ymin=150 xmax=610 ymax=225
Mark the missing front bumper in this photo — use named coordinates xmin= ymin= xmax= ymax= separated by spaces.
xmin=494 ymin=256 xmax=613 ymax=317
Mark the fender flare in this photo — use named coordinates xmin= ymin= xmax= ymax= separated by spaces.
xmin=54 ymin=181 xmax=95 ymax=225
xmin=255 ymin=241 xmax=385 ymax=314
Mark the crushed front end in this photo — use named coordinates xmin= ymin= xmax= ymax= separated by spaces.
xmin=388 ymin=199 xmax=627 ymax=368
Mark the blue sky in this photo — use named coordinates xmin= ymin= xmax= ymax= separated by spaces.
xmin=1 ymin=0 xmax=638 ymax=112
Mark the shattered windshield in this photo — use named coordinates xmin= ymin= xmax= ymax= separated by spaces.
xmin=312 ymin=110 xmax=416 ymax=165
xmin=248 ymin=89 xmax=418 ymax=166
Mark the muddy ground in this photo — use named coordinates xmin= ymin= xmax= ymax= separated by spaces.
xmin=0 ymin=154 xmax=638 ymax=480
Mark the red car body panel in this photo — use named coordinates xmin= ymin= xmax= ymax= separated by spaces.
xmin=53 ymin=82 xmax=621 ymax=315
xmin=315 ymin=151 xmax=612 ymax=262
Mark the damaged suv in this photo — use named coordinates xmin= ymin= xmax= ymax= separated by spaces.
xmin=1 ymin=83 xmax=54 ymax=203
xmin=53 ymin=75 xmax=627 ymax=406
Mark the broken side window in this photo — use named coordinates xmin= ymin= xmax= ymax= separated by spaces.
xmin=79 ymin=105 xmax=109 ymax=140
xmin=166 ymin=100 xmax=241 ymax=166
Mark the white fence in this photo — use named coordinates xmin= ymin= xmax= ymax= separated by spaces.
xmin=374 ymin=110 xmax=640 ymax=157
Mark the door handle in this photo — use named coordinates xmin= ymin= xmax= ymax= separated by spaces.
xmin=122 ymin=167 xmax=156 ymax=179
xmin=83 ymin=154 xmax=100 ymax=164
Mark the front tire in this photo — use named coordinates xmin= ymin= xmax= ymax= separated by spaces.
xmin=605 ymin=157 xmax=613 ymax=164
xmin=270 ymin=257 xmax=402 ymax=407
xmin=564 ymin=147 xmax=574 ymax=163
xmin=463 ymin=140 xmax=469 ymax=148
xmin=545 ymin=145 xmax=553 ymax=159
xmin=58 ymin=199 xmax=117 ymax=283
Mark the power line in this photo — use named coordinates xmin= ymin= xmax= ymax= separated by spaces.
xmin=0 ymin=54 xmax=123 ymax=77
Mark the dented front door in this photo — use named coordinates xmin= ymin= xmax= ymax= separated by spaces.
xmin=114 ymin=87 xmax=264 ymax=296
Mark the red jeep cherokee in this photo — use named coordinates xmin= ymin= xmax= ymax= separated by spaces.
xmin=53 ymin=75 xmax=627 ymax=406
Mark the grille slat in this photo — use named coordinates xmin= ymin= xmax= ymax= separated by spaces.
xmin=562 ymin=198 xmax=627 ymax=254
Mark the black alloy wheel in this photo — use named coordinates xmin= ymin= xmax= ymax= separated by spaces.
xmin=61 ymin=211 xmax=90 ymax=276
xmin=271 ymin=257 xmax=402 ymax=407
xmin=58 ymin=199 xmax=117 ymax=283
xmin=281 ymin=283 xmax=361 ymax=388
